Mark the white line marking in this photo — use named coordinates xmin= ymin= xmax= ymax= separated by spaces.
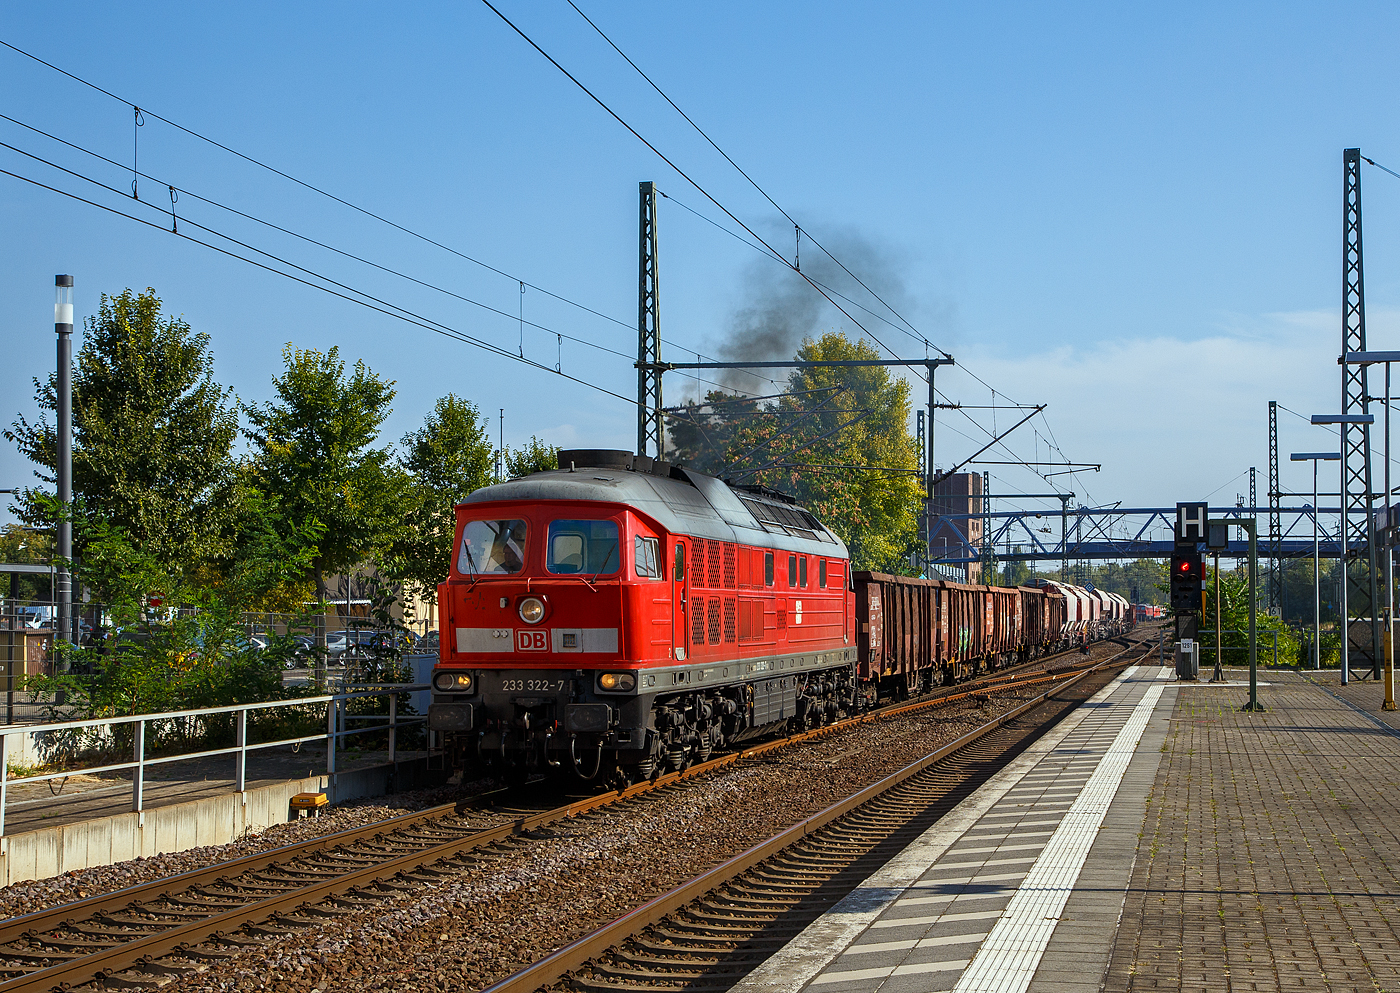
xmin=951 ymin=682 xmax=1164 ymax=993
xmin=810 ymin=958 xmax=973 ymax=984
xmin=943 ymin=842 xmax=1046 ymax=857
xmin=870 ymin=909 xmax=1004 ymax=929
xmin=929 ymin=845 xmax=1041 ymax=862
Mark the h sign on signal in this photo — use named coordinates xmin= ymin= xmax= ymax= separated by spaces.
xmin=1176 ymin=502 xmax=1208 ymax=544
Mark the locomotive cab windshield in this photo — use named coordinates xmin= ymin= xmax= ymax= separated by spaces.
xmin=547 ymin=519 xmax=619 ymax=575
xmin=458 ymin=519 xmax=527 ymax=576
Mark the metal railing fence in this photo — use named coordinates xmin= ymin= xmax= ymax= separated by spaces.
xmin=0 ymin=685 xmax=427 ymax=842
xmin=1189 ymin=629 xmax=1280 ymax=666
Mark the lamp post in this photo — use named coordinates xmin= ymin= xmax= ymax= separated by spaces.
xmin=54 ymin=275 xmax=73 ymax=660
xmin=1312 ymin=412 xmax=1376 ymax=685
xmin=1291 ymin=452 xmax=1341 ymax=672
xmin=1343 ymin=350 xmax=1400 ymax=709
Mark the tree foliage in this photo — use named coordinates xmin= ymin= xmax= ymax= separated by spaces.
xmin=504 ymin=435 xmax=558 ymax=478
xmin=1199 ymin=567 xmax=1299 ymax=668
xmin=243 ymin=345 xmax=402 ymax=601
xmin=5 ymin=288 xmax=241 ymax=578
xmin=669 ymin=332 xmax=920 ymax=572
xmin=0 ymin=524 xmax=53 ymax=601
xmin=391 ymin=395 xmax=494 ymax=604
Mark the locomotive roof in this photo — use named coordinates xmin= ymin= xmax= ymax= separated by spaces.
xmin=459 ymin=460 xmax=849 ymax=558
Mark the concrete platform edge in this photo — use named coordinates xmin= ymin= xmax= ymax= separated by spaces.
xmin=0 ymin=757 xmax=434 ymax=887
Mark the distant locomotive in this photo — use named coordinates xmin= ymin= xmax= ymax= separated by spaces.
xmin=427 ymin=450 xmax=1131 ymax=785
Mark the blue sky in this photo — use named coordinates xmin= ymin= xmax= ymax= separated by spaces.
xmin=3 ymin=2 xmax=1400 ymax=531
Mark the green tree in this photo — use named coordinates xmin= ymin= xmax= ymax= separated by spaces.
xmin=1086 ymin=559 xmax=1168 ymax=605
xmin=671 ymin=332 xmax=920 ymax=573
xmin=5 ymin=288 xmax=241 ymax=580
xmin=0 ymin=524 xmax=54 ymax=601
xmin=243 ymin=345 xmax=403 ymax=673
xmin=392 ymin=395 xmax=495 ymax=604
xmin=504 ymin=435 xmax=558 ymax=477
xmin=23 ymin=516 xmax=317 ymax=760
xmin=1199 ymin=567 xmax=1299 ymax=668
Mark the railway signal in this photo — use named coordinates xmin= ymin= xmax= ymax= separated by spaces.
xmin=1170 ymin=551 xmax=1203 ymax=611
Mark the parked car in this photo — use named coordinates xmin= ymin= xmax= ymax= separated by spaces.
xmin=325 ymin=629 xmax=380 ymax=659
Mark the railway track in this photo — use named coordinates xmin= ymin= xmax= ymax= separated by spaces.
xmin=483 ymin=641 xmax=1156 ymax=993
xmin=0 ymin=635 xmax=1155 ymax=992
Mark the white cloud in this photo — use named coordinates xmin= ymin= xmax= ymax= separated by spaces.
xmin=933 ymin=308 xmax=1400 ymax=511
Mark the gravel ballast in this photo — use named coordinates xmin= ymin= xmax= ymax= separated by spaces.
xmin=1 ymin=635 xmax=1153 ymax=993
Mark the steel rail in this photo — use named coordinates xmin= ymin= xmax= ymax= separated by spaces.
xmin=0 ymin=639 xmax=1127 ymax=950
xmin=479 ymin=645 xmax=1148 ymax=993
xmin=0 ymin=638 xmax=1149 ymax=990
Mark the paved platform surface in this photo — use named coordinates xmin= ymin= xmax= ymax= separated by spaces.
xmin=735 ymin=664 xmax=1400 ymax=993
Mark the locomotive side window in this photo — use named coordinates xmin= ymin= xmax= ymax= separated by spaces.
xmin=634 ymin=536 xmax=662 ymax=578
xmin=799 ymin=556 xmax=808 ymax=588
xmin=674 ymin=542 xmax=686 ymax=581
xmin=788 ymin=554 xmax=797 ymax=587
xmin=547 ymin=520 xmax=620 ymax=575
xmin=764 ymin=551 xmax=774 ymax=586
xmin=458 ymin=519 xmax=528 ymax=576
xmin=819 ymin=559 xmax=827 ymax=588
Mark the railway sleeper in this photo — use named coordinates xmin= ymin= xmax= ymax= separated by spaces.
xmin=702 ymin=889 xmax=793 ymax=908
xmin=569 ymin=979 xmax=741 ymax=993
xmin=98 ymin=972 xmax=169 ymax=989
xmin=706 ymin=891 xmax=804 ymax=910
xmin=624 ymin=936 xmax=769 ymax=959
xmin=612 ymin=948 xmax=770 ymax=967
xmin=586 ymin=962 xmax=752 ymax=982
xmin=683 ymin=906 xmax=783 ymax=926
xmin=657 ymin=918 xmax=808 ymax=939
xmin=0 ymin=945 xmax=91 ymax=961
xmin=645 ymin=925 xmax=790 ymax=946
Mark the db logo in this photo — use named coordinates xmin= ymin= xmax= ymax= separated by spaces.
xmin=517 ymin=630 xmax=549 ymax=652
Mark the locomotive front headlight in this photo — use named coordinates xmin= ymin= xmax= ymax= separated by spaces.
xmin=433 ymin=671 xmax=473 ymax=692
xmin=518 ymin=597 xmax=546 ymax=624
xmin=598 ymin=672 xmax=636 ymax=692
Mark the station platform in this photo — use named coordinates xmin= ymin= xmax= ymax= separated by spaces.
xmin=735 ymin=663 xmax=1400 ymax=993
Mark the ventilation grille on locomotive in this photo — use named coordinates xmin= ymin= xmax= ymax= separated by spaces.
xmin=738 ymin=497 xmax=834 ymax=542
xmin=707 ymin=597 xmax=721 ymax=645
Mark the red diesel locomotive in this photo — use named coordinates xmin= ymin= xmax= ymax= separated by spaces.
xmin=428 ymin=450 xmax=1132 ymax=784
xmin=429 ymin=449 xmax=857 ymax=783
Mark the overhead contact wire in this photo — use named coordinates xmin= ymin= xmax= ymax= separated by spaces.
xmin=0 ymin=41 xmax=766 ymax=396
xmin=565 ymin=0 xmax=942 ymax=357
xmin=477 ymin=0 xmax=916 ymax=375
xmin=0 ymin=163 xmax=642 ymax=407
